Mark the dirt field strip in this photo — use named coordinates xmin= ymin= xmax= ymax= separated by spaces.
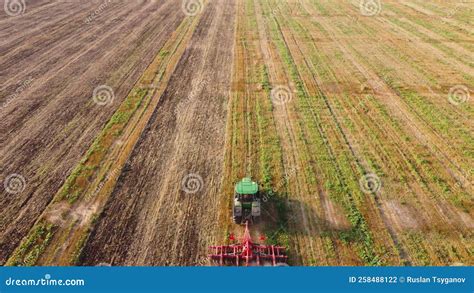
xmin=1 ymin=0 xmax=188 ymax=264
xmin=80 ymin=0 xmax=236 ymax=266
xmin=6 ymin=9 xmax=205 ymax=266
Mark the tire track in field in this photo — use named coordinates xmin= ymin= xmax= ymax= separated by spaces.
xmin=81 ymin=0 xmax=236 ymax=266
xmin=0 ymin=0 xmax=185 ymax=264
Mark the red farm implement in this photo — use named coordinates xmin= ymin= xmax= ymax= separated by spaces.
xmin=209 ymin=222 xmax=288 ymax=266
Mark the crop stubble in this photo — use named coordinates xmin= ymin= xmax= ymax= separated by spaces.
xmin=1 ymin=0 xmax=472 ymax=266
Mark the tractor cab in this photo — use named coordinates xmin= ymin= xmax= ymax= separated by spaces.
xmin=233 ymin=178 xmax=261 ymax=225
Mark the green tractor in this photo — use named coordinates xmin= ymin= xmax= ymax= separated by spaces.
xmin=233 ymin=178 xmax=261 ymax=225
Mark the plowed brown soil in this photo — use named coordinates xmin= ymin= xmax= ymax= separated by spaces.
xmin=80 ymin=0 xmax=236 ymax=266
xmin=0 ymin=0 xmax=186 ymax=263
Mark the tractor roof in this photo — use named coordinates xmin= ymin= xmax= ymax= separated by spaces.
xmin=235 ymin=178 xmax=259 ymax=195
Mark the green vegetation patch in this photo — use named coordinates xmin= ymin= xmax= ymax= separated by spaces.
xmin=57 ymin=88 xmax=148 ymax=204
xmin=7 ymin=221 xmax=56 ymax=266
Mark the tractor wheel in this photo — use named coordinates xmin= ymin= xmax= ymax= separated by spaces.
xmin=233 ymin=216 xmax=242 ymax=224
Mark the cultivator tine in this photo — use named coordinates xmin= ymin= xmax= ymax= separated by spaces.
xmin=271 ymin=246 xmax=276 ymax=266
